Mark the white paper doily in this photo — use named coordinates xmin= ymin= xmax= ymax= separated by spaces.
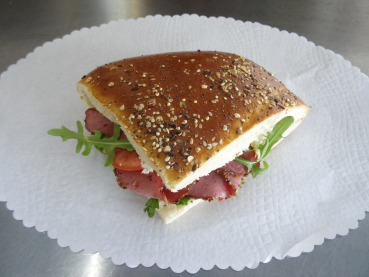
xmin=0 ymin=14 xmax=368 ymax=273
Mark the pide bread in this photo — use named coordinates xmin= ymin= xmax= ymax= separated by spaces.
xmin=46 ymin=50 xmax=311 ymax=224
xmin=77 ymin=51 xmax=309 ymax=194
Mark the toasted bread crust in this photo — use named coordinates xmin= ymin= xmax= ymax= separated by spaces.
xmin=78 ymin=51 xmax=308 ymax=189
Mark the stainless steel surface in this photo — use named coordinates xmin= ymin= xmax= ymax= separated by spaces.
xmin=1 ymin=0 xmax=368 ymax=276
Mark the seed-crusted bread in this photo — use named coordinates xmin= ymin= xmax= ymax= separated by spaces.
xmin=77 ymin=51 xmax=309 ymax=192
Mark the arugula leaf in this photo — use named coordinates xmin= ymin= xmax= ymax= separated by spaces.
xmin=143 ymin=198 xmax=159 ymax=218
xmin=235 ymin=116 xmax=294 ymax=178
xmin=255 ymin=116 xmax=294 ymax=159
xmin=234 ymin=157 xmax=254 ymax=172
xmin=176 ymin=196 xmax=191 ymax=206
xmin=47 ymin=121 xmax=135 ymax=167
xmin=251 ymin=161 xmax=269 ymax=178
xmin=94 ymin=145 xmax=107 ymax=155
xmin=94 ymin=134 xmax=108 ymax=155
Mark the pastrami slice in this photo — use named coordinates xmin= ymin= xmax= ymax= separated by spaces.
xmin=163 ymin=186 xmax=190 ymax=203
xmin=85 ymin=108 xmax=127 ymax=140
xmin=114 ymin=169 xmax=167 ymax=201
xmin=219 ymin=160 xmax=249 ymax=176
xmin=217 ymin=170 xmax=243 ymax=190
xmin=187 ymin=171 xmax=236 ymax=199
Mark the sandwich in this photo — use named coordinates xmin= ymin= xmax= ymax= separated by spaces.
xmin=48 ymin=50 xmax=309 ymax=224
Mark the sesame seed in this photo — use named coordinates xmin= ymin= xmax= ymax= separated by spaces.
xmin=187 ymin=156 xmax=194 ymax=163
xmin=85 ymin=77 xmax=92 ymax=83
xmin=223 ymin=125 xmax=228 ymax=131
xmin=201 ymin=85 xmax=208 ymax=89
xmin=108 ymin=82 xmax=115 ymax=87
xmin=119 ymin=105 xmax=125 ymax=111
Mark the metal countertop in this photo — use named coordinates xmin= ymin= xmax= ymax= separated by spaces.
xmin=1 ymin=1 xmax=368 ymax=276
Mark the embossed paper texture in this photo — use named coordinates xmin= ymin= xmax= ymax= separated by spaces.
xmin=0 ymin=15 xmax=368 ymax=273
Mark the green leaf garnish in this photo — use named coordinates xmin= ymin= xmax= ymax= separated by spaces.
xmin=251 ymin=161 xmax=269 ymax=178
xmin=47 ymin=121 xmax=135 ymax=167
xmin=254 ymin=116 xmax=295 ymax=159
xmin=176 ymin=196 xmax=191 ymax=206
xmin=235 ymin=116 xmax=294 ymax=178
xmin=234 ymin=157 xmax=254 ymax=172
xmin=143 ymin=198 xmax=159 ymax=218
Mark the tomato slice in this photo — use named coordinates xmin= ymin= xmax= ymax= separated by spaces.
xmin=112 ymin=148 xmax=143 ymax=171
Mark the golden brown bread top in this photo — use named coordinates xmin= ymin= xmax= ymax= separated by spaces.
xmin=78 ymin=50 xmax=307 ymax=186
